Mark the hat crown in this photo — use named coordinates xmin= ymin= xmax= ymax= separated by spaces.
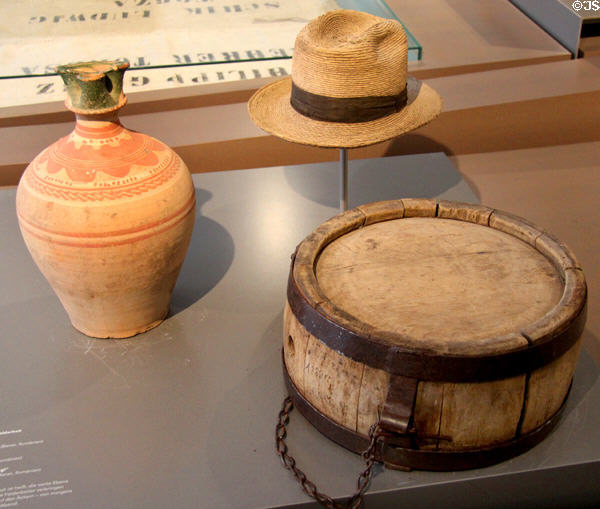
xmin=292 ymin=10 xmax=408 ymax=98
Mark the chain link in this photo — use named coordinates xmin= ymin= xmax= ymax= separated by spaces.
xmin=275 ymin=396 xmax=381 ymax=509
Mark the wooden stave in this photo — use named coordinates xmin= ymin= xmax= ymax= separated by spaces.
xmin=282 ymin=357 xmax=573 ymax=471
xmin=284 ymin=302 xmax=581 ymax=452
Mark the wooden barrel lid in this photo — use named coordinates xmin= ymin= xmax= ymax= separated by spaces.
xmin=288 ymin=199 xmax=586 ymax=382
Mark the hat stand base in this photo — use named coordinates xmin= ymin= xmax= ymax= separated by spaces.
xmin=282 ymin=358 xmax=569 ymax=471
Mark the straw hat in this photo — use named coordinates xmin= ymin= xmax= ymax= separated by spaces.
xmin=248 ymin=10 xmax=442 ymax=148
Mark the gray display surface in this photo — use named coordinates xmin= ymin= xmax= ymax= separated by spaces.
xmin=1 ymin=154 xmax=598 ymax=509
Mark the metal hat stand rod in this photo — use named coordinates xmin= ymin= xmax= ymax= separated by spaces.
xmin=339 ymin=148 xmax=348 ymax=212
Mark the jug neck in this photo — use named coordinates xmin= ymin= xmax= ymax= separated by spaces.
xmin=56 ymin=60 xmax=129 ymax=116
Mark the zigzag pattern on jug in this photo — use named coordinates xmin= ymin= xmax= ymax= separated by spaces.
xmin=25 ymin=151 xmax=180 ymax=202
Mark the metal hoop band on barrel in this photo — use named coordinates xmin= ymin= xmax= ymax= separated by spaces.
xmin=283 ymin=359 xmax=570 ymax=471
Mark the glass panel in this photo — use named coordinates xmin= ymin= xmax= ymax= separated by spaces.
xmin=0 ymin=0 xmax=420 ymax=80
xmin=0 ymin=1 xmax=421 ymax=108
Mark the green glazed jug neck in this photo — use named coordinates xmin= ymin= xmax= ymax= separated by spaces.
xmin=56 ymin=60 xmax=129 ymax=115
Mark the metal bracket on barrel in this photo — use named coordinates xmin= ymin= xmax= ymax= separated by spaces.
xmin=377 ymin=375 xmax=419 ymax=471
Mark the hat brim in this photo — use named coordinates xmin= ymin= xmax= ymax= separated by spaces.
xmin=248 ymin=76 xmax=442 ymax=149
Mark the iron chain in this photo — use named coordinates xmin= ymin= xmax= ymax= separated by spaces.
xmin=275 ymin=396 xmax=381 ymax=509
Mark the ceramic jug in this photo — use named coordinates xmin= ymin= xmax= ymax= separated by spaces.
xmin=16 ymin=61 xmax=196 ymax=338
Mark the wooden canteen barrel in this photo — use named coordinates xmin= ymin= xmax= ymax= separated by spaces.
xmin=283 ymin=199 xmax=587 ymax=470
